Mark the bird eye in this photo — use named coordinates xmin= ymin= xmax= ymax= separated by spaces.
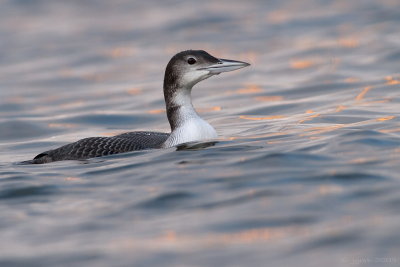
xmin=187 ymin=57 xmax=196 ymax=65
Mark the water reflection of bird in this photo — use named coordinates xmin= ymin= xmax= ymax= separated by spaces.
xmin=24 ymin=50 xmax=250 ymax=164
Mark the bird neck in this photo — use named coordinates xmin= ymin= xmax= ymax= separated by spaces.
xmin=164 ymin=85 xmax=200 ymax=131
xmin=162 ymin=69 xmax=217 ymax=148
xmin=162 ymin=83 xmax=217 ymax=148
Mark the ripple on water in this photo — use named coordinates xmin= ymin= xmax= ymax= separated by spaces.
xmin=0 ymin=103 xmax=26 ymax=113
xmin=307 ymin=172 xmax=386 ymax=183
xmin=211 ymin=215 xmax=317 ymax=233
xmin=137 ymin=191 xmax=195 ymax=210
xmin=236 ymin=152 xmax=332 ymax=168
xmin=333 ymin=130 xmax=400 ymax=150
xmin=0 ymin=183 xmax=58 ymax=201
xmin=0 ymin=121 xmax=61 ymax=141
xmin=59 ymin=114 xmax=157 ymax=127
xmin=196 ymin=189 xmax=281 ymax=210
xmin=291 ymin=229 xmax=363 ymax=254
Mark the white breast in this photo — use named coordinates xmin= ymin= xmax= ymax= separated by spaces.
xmin=162 ymin=117 xmax=217 ymax=148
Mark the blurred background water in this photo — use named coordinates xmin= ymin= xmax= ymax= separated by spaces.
xmin=0 ymin=0 xmax=400 ymax=266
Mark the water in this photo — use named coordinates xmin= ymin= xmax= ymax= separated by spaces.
xmin=1 ymin=0 xmax=400 ymax=266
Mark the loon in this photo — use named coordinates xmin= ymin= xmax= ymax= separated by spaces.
xmin=25 ymin=50 xmax=250 ymax=164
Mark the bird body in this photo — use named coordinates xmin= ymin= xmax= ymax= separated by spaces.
xmin=25 ymin=50 xmax=249 ymax=164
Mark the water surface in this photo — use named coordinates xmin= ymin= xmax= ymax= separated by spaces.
xmin=1 ymin=0 xmax=400 ymax=266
